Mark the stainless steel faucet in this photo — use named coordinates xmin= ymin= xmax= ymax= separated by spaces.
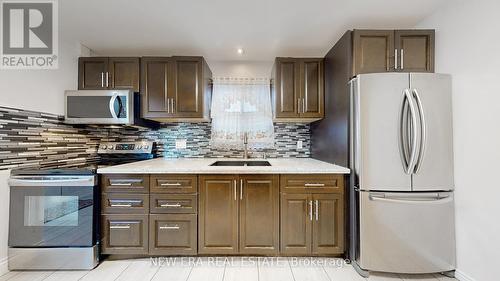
xmin=243 ymin=132 xmax=249 ymax=159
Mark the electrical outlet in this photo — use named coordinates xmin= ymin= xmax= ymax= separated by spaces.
xmin=297 ymin=140 xmax=303 ymax=149
xmin=175 ymin=139 xmax=187 ymax=149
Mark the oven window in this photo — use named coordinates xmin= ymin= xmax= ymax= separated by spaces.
xmin=24 ymin=196 xmax=79 ymax=226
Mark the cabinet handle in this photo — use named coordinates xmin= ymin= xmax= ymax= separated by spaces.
xmin=109 ymin=179 xmax=142 ymax=186
xmin=159 ymin=182 xmax=182 ymax=187
xmin=400 ymin=49 xmax=404 ymax=70
xmin=110 ymin=225 xmax=130 ymax=229
xmin=234 ymin=180 xmax=237 ymax=201
xmin=304 ymin=183 xmax=325 ymax=187
xmin=309 ymin=200 xmax=312 ymax=221
xmin=172 ymin=99 xmax=175 ymax=113
xmin=298 ymin=98 xmax=301 ymax=113
xmin=106 ymin=72 xmax=109 ymax=87
xmin=159 ymin=225 xmax=180 ymax=230
xmin=160 ymin=203 xmax=182 ymax=208
xmin=240 ymin=179 xmax=243 ymax=200
xmin=166 ymin=98 xmax=170 ymax=113
xmin=101 ymin=72 xmax=104 ymax=88
xmin=303 ymin=98 xmax=306 ymax=113
xmin=395 ymin=49 xmax=398 ymax=70
xmin=315 ymin=200 xmax=319 ymax=221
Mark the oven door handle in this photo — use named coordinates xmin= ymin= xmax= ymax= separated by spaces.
xmin=8 ymin=177 xmax=96 ymax=187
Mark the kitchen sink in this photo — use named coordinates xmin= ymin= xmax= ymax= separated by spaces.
xmin=210 ymin=160 xmax=271 ymax=167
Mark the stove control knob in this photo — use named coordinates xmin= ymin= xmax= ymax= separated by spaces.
xmin=108 ymin=145 xmax=114 ymax=150
xmin=101 ymin=145 xmax=107 ymax=150
xmin=144 ymin=145 xmax=149 ymax=150
xmin=136 ymin=145 xmax=143 ymax=150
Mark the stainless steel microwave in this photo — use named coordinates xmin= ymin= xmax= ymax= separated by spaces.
xmin=65 ymin=90 xmax=133 ymax=125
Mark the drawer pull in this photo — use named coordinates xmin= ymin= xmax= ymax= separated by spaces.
xmin=109 ymin=179 xmax=142 ymax=186
xmin=159 ymin=182 xmax=182 ymax=187
xmin=110 ymin=225 xmax=131 ymax=229
xmin=109 ymin=199 xmax=142 ymax=207
xmin=159 ymin=225 xmax=180 ymax=230
xmin=304 ymin=183 xmax=325 ymax=187
xmin=160 ymin=203 xmax=182 ymax=208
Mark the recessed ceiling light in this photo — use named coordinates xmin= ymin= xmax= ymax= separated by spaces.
xmin=237 ymin=48 xmax=244 ymax=55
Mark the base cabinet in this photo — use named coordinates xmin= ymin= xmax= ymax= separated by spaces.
xmin=149 ymin=214 xmax=197 ymax=255
xmin=280 ymin=174 xmax=344 ymax=256
xmin=101 ymin=214 xmax=149 ymax=255
xmin=198 ymin=175 xmax=279 ymax=255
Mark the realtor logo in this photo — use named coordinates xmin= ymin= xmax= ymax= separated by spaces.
xmin=1 ymin=0 xmax=58 ymax=69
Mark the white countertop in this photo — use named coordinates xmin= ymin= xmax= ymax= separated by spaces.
xmin=97 ymin=158 xmax=350 ymax=174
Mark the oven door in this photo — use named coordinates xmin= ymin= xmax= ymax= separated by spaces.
xmin=8 ymin=176 xmax=98 ymax=247
xmin=64 ymin=90 xmax=133 ymax=124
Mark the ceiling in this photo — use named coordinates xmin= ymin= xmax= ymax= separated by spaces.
xmin=60 ymin=0 xmax=451 ymax=62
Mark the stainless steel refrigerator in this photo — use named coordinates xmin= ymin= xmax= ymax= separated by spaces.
xmin=349 ymin=73 xmax=456 ymax=275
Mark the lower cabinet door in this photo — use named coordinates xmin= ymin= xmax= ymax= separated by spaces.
xmin=312 ymin=193 xmax=344 ymax=255
xmin=149 ymin=214 xmax=197 ymax=255
xmin=101 ymin=214 xmax=149 ymax=255
xmin=239 ymin=175 xmax=279 ymax=255
xmin=280 ymin=193 xmax=312 ymax=255
xmin=198 ymin=175 xmax=238 ymax=254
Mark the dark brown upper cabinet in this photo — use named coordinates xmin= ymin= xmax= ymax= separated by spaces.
xmin=394 ymin=30 xmax=435 ymax=73
xmin=141 ymin=56 xmax=212 ymax=122
xmin=271 ymin=57 xmax=324 ymax=122
xmin=352 ymin=29 xmax=435 ymax=76
xmin=78 ymin=57 xmax=140 ymax=92
xmin=353 ymin=30 xmax=395 ymax=75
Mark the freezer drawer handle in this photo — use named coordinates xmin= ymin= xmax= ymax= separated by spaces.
xmin=369 ymin=194 xmax=451 ymax=203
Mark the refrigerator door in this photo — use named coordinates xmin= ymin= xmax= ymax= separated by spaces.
xmin=353 ymin=73 xmax=411 ymax=191
xmin=358 ymin=191 xmax=456 ymax=273
xmin=410 ymin=73 xmax=454 ymax=191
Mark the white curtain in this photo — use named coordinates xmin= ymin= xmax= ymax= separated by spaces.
xmin=210 ymin=78 xmax=275 ymax=150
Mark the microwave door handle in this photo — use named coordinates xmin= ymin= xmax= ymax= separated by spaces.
xmin=109 ymin=94 xmax=119 ymax=119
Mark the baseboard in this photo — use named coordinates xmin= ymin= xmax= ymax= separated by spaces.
xmin=0 ymin=256 xmax=8 ymax=276
xmin=455 ymin=269 xmax=476 ymax=281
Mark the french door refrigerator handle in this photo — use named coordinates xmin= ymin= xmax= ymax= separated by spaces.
xmin=399 ymin=92 xmax=410 ymax=172
xmin=412 ymin=88 xmax=427 ymax=173
xmin=404 ymin=89 xmax=418 ymax=174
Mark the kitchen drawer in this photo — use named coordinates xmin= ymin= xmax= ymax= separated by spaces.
xmin=101 ymin=174 xmax=149 ymax=193
xmin=280 ymin=174 xmax=344 ymax=193
xmin=150 ymin=175 xmax=197 ymax=193
xmin=102 ymin=193 xmax=149 ymax=214
xmin=150 ymin=194 xmax=197 ymax=214
xmin=101 ymin=214 xmax=148 ymax=255
xmin=149 ymin=214 xmax=197 ymax=255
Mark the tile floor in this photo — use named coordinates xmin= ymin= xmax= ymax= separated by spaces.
xmin=0 ymin=257 xmax=457 ymax=281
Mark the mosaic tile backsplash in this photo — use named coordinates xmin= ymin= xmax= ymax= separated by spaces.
xmin=0 ymin=106 xmax=311 ymax=170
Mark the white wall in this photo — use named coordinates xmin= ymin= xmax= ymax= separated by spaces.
xmin=0 ymin=171 xmax=9 ymax=274
xmin=0 ymin=37 xmax=83 ymax=115
xmin=208 ymin=61 xmax=273 ymax=78
xmin=416 ymin=1 xmax=500 ymax=281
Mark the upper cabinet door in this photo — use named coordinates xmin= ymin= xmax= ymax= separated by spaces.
xmin=173 ymin=57 xmax=204 ymax=118
xmin=274 ymin=58 xmax=300 ymax=118
xmin=108 ymin=57 xmax=140 ymax=92
xmin=140 ymin=57 xmax=175 ymax=118
xmin=78 ymin=57 xmax=108 ymax=90
xmin=352 ymin=30 xmax=395 ymax=75
xmin=300 ymin=59 xmax=324 ymax=118
xmin=395 ymin=30 xmax=435 ymax=73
